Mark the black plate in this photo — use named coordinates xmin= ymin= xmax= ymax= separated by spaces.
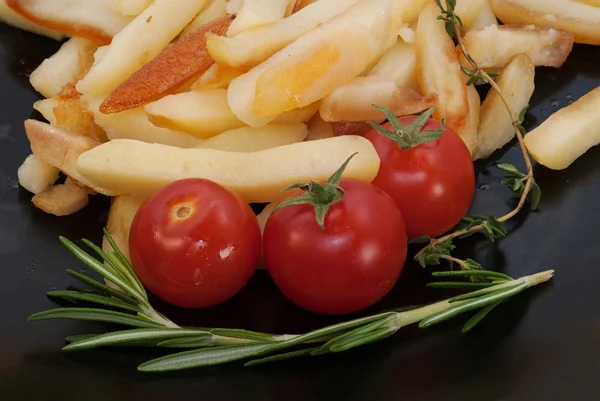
xmin=2 ymin=23 xmax=600 ymax=401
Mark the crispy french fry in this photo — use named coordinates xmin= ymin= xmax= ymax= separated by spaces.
xmin=107 ymin=0 xmax=154 ymax=16
xmin=306 ymin=114 xmax=335 ymax=141
xmin=102 ymin=195 xmax=145 ymax=263
xmin=145 ymin=89 xmax=245 ymax=138
xmin=491 ymin=0 xmax=600 ymax=45
xmin=368 ymin=39 xmax=419 ymax=91
xmin=228 ymin=0 xmax=393 ymax=127
xmin=199 ymin=123 xmax=308 ymax=151
xmin=291 ymin=0 xmax=317 ymax=13
xmin=273 ymin=102 xmax=320 ymax=124
xmin=77 ymin=136 xmax=380 ymax=203
xmin=524 ymin=86 xmax=600 ymax=170
xmin=466 ymin=0 xmax=497 ymax=32
xmin=227 ymin=0 xmax=289 ymax=37
xmin=181 ymin=0 xmax=227 ymax=37
xmin=29 ymin=37 xmax=97 ymax=98
xmin=33 ymin=98 xmax=59 ymax=125
xmin=574 ymin=0 xmax=600 ymax=6
xmin=474 ymin=53 xmax=535 ymax=160
xmin=24 ymin=119 xmax=116 ymax=195
xmin=17 ymin=154 xmax=60 ymax=194
xmin=99 ymin=15 xmax=233 ymax=114
xmin=0 ymin=0 xmax=63 ymax=39
xmin=191 ymin=63 xmax=245 ymax=90
xmin=32 ymin=183 xmax=89 ymax=217
xmin=5 ymin=0 xmax=132 ymax=44
xmin=77 ymin=0 xmax=208 ymax=97
xmin=461 ymin=84 xmax=480 ymax=155
xmin=459 ymin=25 xmax=574 ymax=69
xmin=320 ymin=76 xmax=438 ymax=122
xmin=455 ymin=0 xmax=487 ymax=29
xmin=417 ymin=3 xmax=470 ymax=134
xmin=86 ymin=96 xmax=204 ymax=148
xmin=206 ymin=0 xmax=360 ymax=69
xmin=331 ymin=121 xmax=372 ymax=137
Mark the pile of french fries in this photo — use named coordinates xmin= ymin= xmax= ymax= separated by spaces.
xmin=3 ymin=0 xmax=600 ymax=260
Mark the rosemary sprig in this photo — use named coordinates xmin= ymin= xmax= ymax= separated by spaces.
xmin=29 ymin=232 xmax=554 ymax=372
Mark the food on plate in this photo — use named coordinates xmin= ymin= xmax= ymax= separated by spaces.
xmin=102 ymin=195 xmax=144 ymax=264
xmin=144 ymin=89 xmax=245 ymax=138
xmin=180 ymin=0 xmax=227 ymax=37
xmin=0 ymin=0 xmax=63 ymax=39
xmin=462 ymin=84 xmax=481 ymax=155
xmin=205 ymin=0 xmax=360 ymax=69
xmin=228 ymin=0 xmax=392 ymax=126
xmin=77 ymin=0 xmax=207 ymax=97
xmin=367 ymin=39 xmax=419 ymax=91
xmin=416 ymin=3 xmax=470 ymax=138
xmin=306 ymin=114 xmax=335 ymax=141
xmin=226 ymin=0 xmax=288 ymax=37
xmin=466 ymin=0 xmax=497 ymax=32
xmin=226 ymin=0 xmax=244 ymax=14
xmin=272 ymin=101 xmax=320 ymax=124
xmin=31 ymin=182 xmax=89 ymax=217
xmin=454 ymin=0 xmax=487 ymax=29
xmin=390 ymin=0 xmax=429 ymax=25
xmin=459 ymin=25 xmax=574 ymax=69
xmin=107 ymin=0 xmax=154 ymax=16
xmin=365 ymin=108 xmax=475 ymax=239
xmin=524 ymin=86 xmax=600 ymax=170
xmin=263 ymin=156 xmax=407 ymax=314
xmin=17 ymin=154 xmax=59 ymax=195
xmin=5 ymin=0 xmax=132 ymax=44
xmin=99 ymin=15 xmax=233 ymax=114
xmin=129 ymin=178 xmax=261 ymax=308
xmin=198 ymin=123 xmax=308 ymax=152
xmin=331 ymin=121 xmax=372 ymax=137
xmin=491 ymin=0 xmax=600 ymax=45
xmin=474 ymin=53 xmax=535 ymax=160
xmin=191 ymin=63 xmax=245 ymax=91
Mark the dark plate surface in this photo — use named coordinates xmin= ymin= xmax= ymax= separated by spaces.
xmin=2 ymin=23 xmax=600 ymax=401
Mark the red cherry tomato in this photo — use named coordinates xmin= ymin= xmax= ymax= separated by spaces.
xmin=365 ymin=117 xmax=475 ymax=239
xmin=263 ymin=179 xmax=407 ymax=315
xmin=129 ymin=179 xmax=261 ymax=308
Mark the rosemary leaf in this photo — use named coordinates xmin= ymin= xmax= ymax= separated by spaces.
xmin=66 ymin=269 xmax=136 ymax=304
xmin=65 ymin=334 xmax=96 ymax=343
xmin=64 ymin=328 xmax=205 ymax=351
xmin=28 ymin=308 xmax=163 ymax=328
xmin=66 ymin=333 xmax=161 ymax=348
xmin=432 ymin=270 xmax=513 ymax=281
xmin=330 ymin=326 xmax=398 ymax=353
xmin=448 ymin=282 xmax=522 ymax=303
xmin=319 ymin=314 xmax=396 ymax=351
xmin=462 ymin=301 xmax=503 ymax=333
xmin=209 ymin=328 xmax=278 ymax=342
xmin=158 ymin=335 xmax=214 ymax=348
xmin=245 ymin=347 xmax=318 ymax=367
xmin=426 ymin=282 xmax=496 ymax=289
xmin=47 ymin=290 xmax=142 ymax=313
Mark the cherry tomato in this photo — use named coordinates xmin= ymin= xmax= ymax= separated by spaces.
xmin=129 ymin=179 xmax=261 ymax=308
xmin=365 ymin=117 xmax=475 ymax=239
xmin=263 ymin=179 xmax=407 ymax=315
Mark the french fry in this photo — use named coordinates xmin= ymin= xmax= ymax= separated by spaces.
xmin=397 ymin=23 xmax=417 ymax=44
xmin=145 ymin=89 xmax=245 ymax=138
xmin=474 ymin=53 xmax=535 ymax=160
xmin=99 ymin=15 xmax=233 ymax=114
xmin=86 ymin=96 xmax=204 ymax=148
xmin=76 ymin=136 xmax=380 ymax=203
xmin=199 ymin=123 xmax=308 ymax=152
xmin=461 ymin=84 xmax=481 ymax=155
xmin=24 ymin=119 xmax=116 ymax=195
xmin=466 ymin=0 xmax=497 ymax=32
xmin=228 ymin=0 xmax=393 ymax=127
xmin=226 ymin=0 xmax=244 ymax=14
xmin=181 ymin=0 xmax=227 ymax=37
xmin=491 ymin=0 xmax=600 ymax=45
xmin=206 ymin=0 xmax=360 ymax=69
xmin=390 ymin=0 xmax=430 ymax=25
xmin=29 ymin=37 xmax=97 ymax=99
xmin=320 ymin=76 xmax=438 ymax=122
xmin=107 ymin=0 xmax=154 ymax=16
xmin=5 ymin=0 xmax=132 ymax=44
xmin=367 ymin=40 xmax=419 ymax=91
xmin=417 ymin=3 xmax=470 ymax=135
xmin=102 ymin=195 xmax=145 ymax=263
xmin=33 ymin=98 xmax=59 ymax=125
xmin=0 ymin=0 xmax=63 ymax=39
xmin=191 ymin=63 xmax=245 ymax=90
xmin=306 ymin=114 xmax=335 ymax=141
xmin=17 ymin=154 xmax=60 ymax=194
xmin=32 ymin=183 xmax=89 ymax=217
xmin=273 ymin=102 xmax=320 ymax=124
xmin=291 ymin=0 xmax=317 ymax=14
xmin=459 ymin=25 xmax=574 ymax=69
xmin=77 ymin=0 xmax=208 ymax=97
xmin=227 ymin=0 xmax=289 ymax=37
xmin=574 ymin=0 xmax=600 ymax=6
xmin=331 ymin=121 xmax=372 ymax=137
xmin=524 ymin=86 xmax=600 ymax=170
xmin=455 ymin=0 xmax=487 ymax=29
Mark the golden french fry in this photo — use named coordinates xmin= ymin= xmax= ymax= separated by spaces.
xmin=24 ymin=119 xmax=116 ymax=195
xmin=29 ymin=37 xmax=97 ymax=98
xmin=320 ymin=76 xmax=438 ymax=122
xmin=77 ymin=136 xmax=380 ymax=202
xmin=461 ymin=84 xmax=481 ymax=155
xmin=102 ymin=195 xmax=145 ymax=263
xmin=5 ymin=0 xmax=132 ymax=44
xmin=145 ymin=89 xmax=245 ymax=138
xmin=306 ymin=114 xmax=335 ymax=141
xmin=99 ymin=15 xmax=233 ymax=114
xmin=77 ymin=0 xmax=208 ymax=97
xmin=466 ymin=0 xmax=497 ymax=32
xmin=368 ymin=39 xmax=419 ymax=91
xmin=32 ymin=183 xmax=89 ymax=216
xmin=33 ymin=98 xmax=59 ymax=125
xmin=0 ymin=0 xmax=63 ymax=39
xmin=107 ymin=0 xmax=154 ymax=16
xmin=181 ymin=0 xmax=227 ymax=37
xmin=273 ymin=102 xmax=320 ymax=124
xmin=417 ymin=3 xmax=470 ymax=134
xmin=228 ymin=0 xmax=392 ymax=127
xmin=455 ymin=0 xmax=487 ymax=29
xmin=191 ymin=63 xmax=245 ymax=90
xmin=291 ymin=0 xmax=317 ymax=13
xmin=573 ymin=0 xmax=600 ymax=6
xmin=474 ymin=53 xmax=535 ymax=160
xmin=331 ymin=121 xmax=372 ymax=137
xmin=17 ymin=154 xmax=60 ymax=194
xmin=459 ymin=25 xmax=574 ymax=69
xmin=524 ymin=86 xmax=600 ymax=170
xmin=491 ymin=0 xmax=600 ymax=45
xmin=199 ymin=123 xmax=308 ymax=152
xmin=206 ymin=0 xmax=360 ymax=69
xmin=227 ymin=0 xmax=289 ymax=37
